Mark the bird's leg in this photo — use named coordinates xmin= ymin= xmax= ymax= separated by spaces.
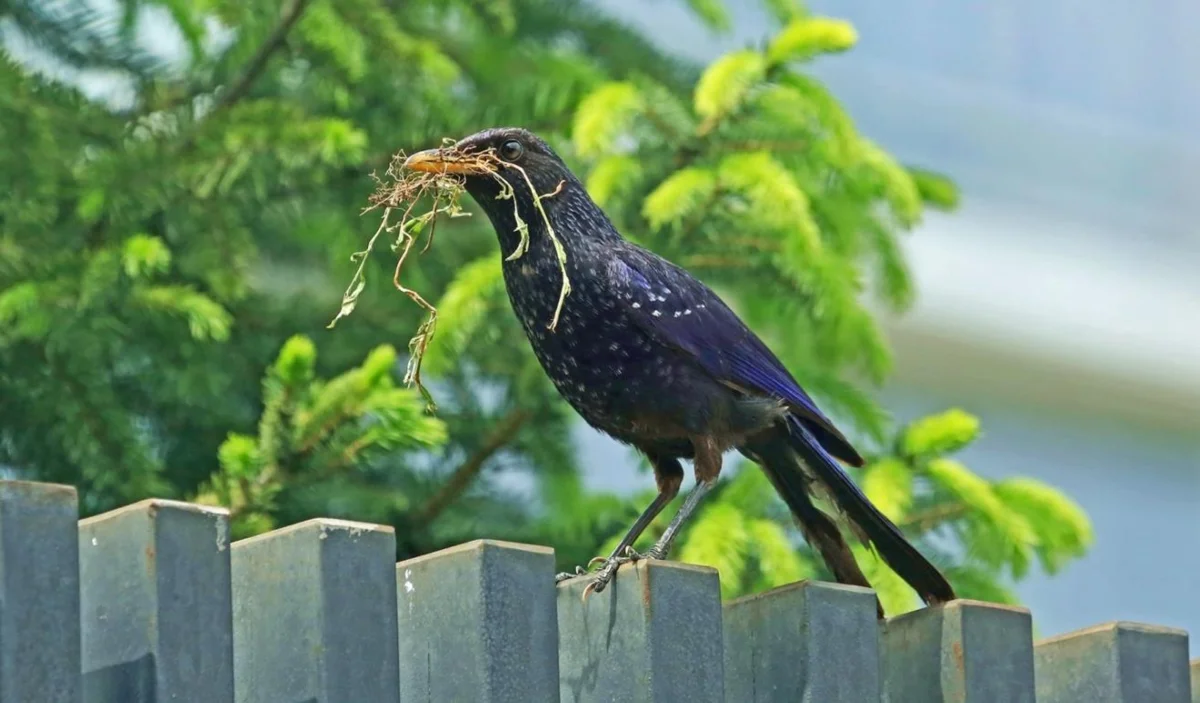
xmin=556 ymin=455 xmax=682 ymax=587
xmin=571 ymin=491 xmax=674 ymax=594
xmin=640 ymin=476 xmax=715 ymax=562
xmin=639 ymin=436 xmax=723 ymax=562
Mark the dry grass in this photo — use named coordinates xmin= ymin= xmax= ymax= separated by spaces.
xmin=328 ymin=141 xmax=570 ymax=411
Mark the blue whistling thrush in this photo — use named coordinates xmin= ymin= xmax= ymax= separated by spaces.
xmin=405 ymin=128 xmax=955 ymax=614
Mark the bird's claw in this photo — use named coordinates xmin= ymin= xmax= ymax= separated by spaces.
xmin=554 ymin=565 xmax=587 ymax=583
xmin=621 ymin=545 xmax=650 ymax=561
xmin=581 ymin=558 xmax=622 ymax=602
xmin=583 ymin=545 xmax=648 ymax=571
xmin=579 ymin=546 xmax=665 ymax=602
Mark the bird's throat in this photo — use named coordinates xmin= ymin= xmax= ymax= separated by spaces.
xmin=471 ymin=183 xmax=611 ymax=261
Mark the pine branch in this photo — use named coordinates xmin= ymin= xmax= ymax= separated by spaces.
xmin=209 ymin=0 xmax=314 ymax=116
xmin=45 ymin=352 xmax=155 ymax=504
xmin=117 ymin=0 xmax=316 ymax=234
xmin=413 ymin=407 xmax=531 ymax=526
xmin=725 ymin=139 xmax=809 ymax=152
xmin=899 ymin=501 xmax=969 ymax=534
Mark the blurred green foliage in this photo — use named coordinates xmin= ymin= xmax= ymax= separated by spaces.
xmin=0 ymin=0 xmax=1090 ymax=612
xmin=194 ymin=336 xmax=447 ymax=539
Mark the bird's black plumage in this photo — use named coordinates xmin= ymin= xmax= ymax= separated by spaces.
xmin=405 ymin=127 xmax=955 ymax=613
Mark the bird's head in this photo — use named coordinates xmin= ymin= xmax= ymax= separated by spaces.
xmin=404 ymin=127 xmax=616 ymax=253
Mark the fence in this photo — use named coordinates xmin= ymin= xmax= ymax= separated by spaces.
xmin=1 ymin=479 xmax=1195 ymax=703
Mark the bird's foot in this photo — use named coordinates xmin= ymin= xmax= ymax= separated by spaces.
xmin=585 ymin=545 xmax=651 ymax=570
xmin=557 ymin=546 xmax=668 ymax=599
xmin=580 ymin=555 xmax=627 ymax=601
xmin=579 ymin=546 xmax=665 ymax=601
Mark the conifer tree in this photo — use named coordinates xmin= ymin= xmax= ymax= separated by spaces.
xmin=0 ymin=0 xmax=1091 ymax=611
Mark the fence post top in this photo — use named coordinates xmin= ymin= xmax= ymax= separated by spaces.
xmin=78 ymin=498 xmax=229 ymax=526
xmin=887 ymin=598 xmax=1032 ymax=623
xmin=725 ymin=578 xmax=876 ymax=608
xmin=1037 ymin=620 xmax=1190 ymax=643
xmin=399 ymin=538 xmax=555 ymax=568
xmin=0 ymin=479 xmax=78 ymax=501
xmin=231 ymin=516 xmax=393 ymax=548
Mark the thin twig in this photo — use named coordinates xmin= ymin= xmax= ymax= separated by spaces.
xmin=724 ymin=139 xmax=809 ymax=153
xmin=392 ymin=192 xmax=442 ymax=410
xmin=209 ymin=0 xmax=314 ymax=116
xmin=413 ymin=408 xmax=533 ymax=525
xmin=899 ymin=502 xmax=969 ymax=534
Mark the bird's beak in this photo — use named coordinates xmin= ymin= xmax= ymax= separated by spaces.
xmin=403 ymin=148 xmax=494 ymax=175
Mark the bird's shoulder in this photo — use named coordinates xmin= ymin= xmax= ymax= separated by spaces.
xmin=604 ymin=242 xmax=728 ymax=313
xmin=604 ymin=243 xmax=772 ymax=372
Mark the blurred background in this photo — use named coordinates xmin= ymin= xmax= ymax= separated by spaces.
xmin=2 ymin=0 xmax=1196 ymax=651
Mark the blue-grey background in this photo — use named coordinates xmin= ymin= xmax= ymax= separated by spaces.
xmin=585 ymin=0 xmax=1200 ymax=652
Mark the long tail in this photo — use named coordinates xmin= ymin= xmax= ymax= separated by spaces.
xmin=745 ymin=417 xmax=956 ymax=609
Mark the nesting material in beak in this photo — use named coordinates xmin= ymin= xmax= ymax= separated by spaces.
xmin=403 ymin=148 xmax=496 ymax=175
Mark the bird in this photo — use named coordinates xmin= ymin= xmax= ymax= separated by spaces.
xmin=404 ymin=127 xmax=955 ymax=615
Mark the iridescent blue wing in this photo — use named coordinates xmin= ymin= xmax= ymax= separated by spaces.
xmin=610 ymin=246 xmax=863 ymax=466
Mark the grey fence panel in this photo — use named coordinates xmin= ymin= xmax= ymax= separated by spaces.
xmin=0 ymin=480 xmax=82 ymax=703
xmin=882 ymin=599 xmax=1035 ymax=703
xmin=558 ymin=560 xmax=724 ymax=703
xmin=723 ymin=580 xmax=880 ymax=703
xmin=231 ymin=518 xmax=399 ymax=703
xmin=1035 ymin=622 xmax=1191 ymax=703
xmin=79 ymin=499 xmax=234 ymax=703
xmin=396 ymin=539 xmax=559 ymax=703
xmin=5 ymin=480 xmax=1200 ymax=702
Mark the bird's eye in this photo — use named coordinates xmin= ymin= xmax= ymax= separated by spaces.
xmin=498 ymin=140 xmax=524 ymax=161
